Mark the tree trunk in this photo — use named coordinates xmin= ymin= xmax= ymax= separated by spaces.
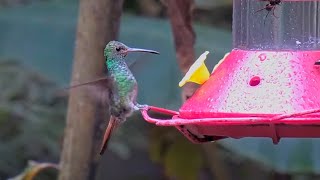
xmin=165 ymin=1 xmax=230 ymax=180
xmin=58 ymin=0 xmax=124 ymax=180
xmin=164 ymin=0 xmax=199 ymax=102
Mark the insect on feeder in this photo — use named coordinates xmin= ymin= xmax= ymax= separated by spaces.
xmin=141 ymin=0 xmax=320 ymax=144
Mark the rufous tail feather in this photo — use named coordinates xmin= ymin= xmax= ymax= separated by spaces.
xmin=99 ymin=116 xmax=117 ymax=155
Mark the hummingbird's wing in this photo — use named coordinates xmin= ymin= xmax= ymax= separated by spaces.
xmin=58 ymin=76 xmax=113 ymax=108
xmin=65 ymin=77 xmax=111 ymax=90
xmin=57 ymin=54 xmax=144 ymax=107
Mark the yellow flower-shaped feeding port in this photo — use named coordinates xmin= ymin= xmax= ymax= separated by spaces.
xmin=179 ymin=51 xmax=210 ymax=87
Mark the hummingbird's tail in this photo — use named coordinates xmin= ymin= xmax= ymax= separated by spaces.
xmin=99 ymin=115 xmax=117 ymax=155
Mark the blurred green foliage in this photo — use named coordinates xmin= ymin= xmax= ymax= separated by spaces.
xmin=0 ymin=61 xmax=65 ymax=179
xmin=150 ymin=127 xmax=203 ymax=180
xmin=164 ymin=139 xmax=203 ymax=180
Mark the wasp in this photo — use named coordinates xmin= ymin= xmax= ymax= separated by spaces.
xmin=255 ymin=0 xmax=282 ymax=24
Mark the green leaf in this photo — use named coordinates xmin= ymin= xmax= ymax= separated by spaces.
xmin=8 ymin=160 xmax=59 ymax=180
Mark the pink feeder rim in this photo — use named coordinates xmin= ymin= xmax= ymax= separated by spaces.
xmin=141 ymin=49 xmax=320 ymax=144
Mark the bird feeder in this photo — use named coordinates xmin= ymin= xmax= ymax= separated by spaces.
xmin=141 ymin=0 xmax=320 ymax=144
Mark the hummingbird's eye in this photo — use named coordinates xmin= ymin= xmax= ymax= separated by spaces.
xmin=116 ymin=47 xmax=121 ymax=52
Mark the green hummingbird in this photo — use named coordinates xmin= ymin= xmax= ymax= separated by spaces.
xmin=66 ymin=41 xmax=159 ymax=155
xmin=99 ymin=41 xmax=159 ymax=155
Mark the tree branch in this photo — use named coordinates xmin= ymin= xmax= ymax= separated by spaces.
xmin=164 ymin=0 xmax=199 ymax=102
xmin=165 ymin=2 xmax=230 ymax=180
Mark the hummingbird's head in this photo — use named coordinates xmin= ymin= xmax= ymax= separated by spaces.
xmin=104 ymin=41 xmax=128 ymax=59
xmin=104 ymin=41 xmax=159 ymax=60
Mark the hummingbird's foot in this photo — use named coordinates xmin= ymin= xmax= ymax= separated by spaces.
xmin=135 ymin=104 xmax=148 ymax=110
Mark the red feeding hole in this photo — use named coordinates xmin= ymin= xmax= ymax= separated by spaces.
xmin=249 ymin=76 xmax=261 ymax=86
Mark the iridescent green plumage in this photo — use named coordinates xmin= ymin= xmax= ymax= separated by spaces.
xmin=106 ymin=50 xmax=137 ymax=109
xmin=100 ymin=41 xmax=159 ymax=155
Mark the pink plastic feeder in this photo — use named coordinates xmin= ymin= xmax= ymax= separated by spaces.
xmin=141 ymin=0 xmax=320 ymax=144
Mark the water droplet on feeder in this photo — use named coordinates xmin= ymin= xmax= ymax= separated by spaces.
xmin=258 ymin=53 xmax=267 ymax=61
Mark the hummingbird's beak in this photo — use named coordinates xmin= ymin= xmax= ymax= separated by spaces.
xmin=126 ymin=47 xmax=159 ymax=54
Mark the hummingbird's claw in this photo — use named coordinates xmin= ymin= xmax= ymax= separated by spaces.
xmin=135 ymin=104 xmax=148 ymax=110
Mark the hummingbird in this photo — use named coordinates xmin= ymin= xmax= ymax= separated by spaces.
xmin=99 ymin=41 xmax=159 ymax=155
